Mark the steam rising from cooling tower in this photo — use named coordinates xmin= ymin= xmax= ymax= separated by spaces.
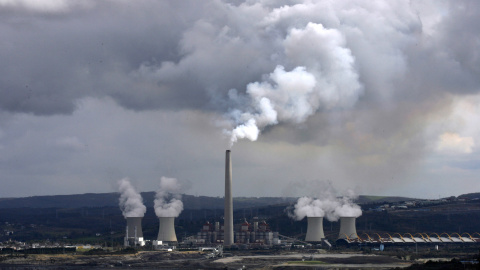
xmin=154 ymin=177 xmax=183 ymax=244
xmin=118 ymin=178 xmax=146 ymax=218
xmin=288 ymin=183 xmax=361 ymax=243
xmin=292 ymin=195 xmax=362 ymax=221
xmin=289 ymin=182 xmax=362 ymax=222
xmin=154 ymin=177 xmax=183 ymax=218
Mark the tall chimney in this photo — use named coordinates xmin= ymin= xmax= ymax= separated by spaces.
xmin=157 ymin=217 xmax=178 ymax=243
xmin=305 ymin=217 xmax=325 ymax=242
xmin=338 ymin=217 xmax=358 ymax=240
xmin=224 ymin=150 xmax=234 ymax=246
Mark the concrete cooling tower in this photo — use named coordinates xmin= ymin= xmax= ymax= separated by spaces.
xmin=157 ymin=217 xmax=178 ymax=243
xmin=125 ymin=217 xmax=145 ymax=246
xmin=338 ymin=217 xmax=358 ymax=240
xmin=224 ymin=150 xmax=234 ymax=246
xmin=305 ymin=217 xmax=325 ymax=242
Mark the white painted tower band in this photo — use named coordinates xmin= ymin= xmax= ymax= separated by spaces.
xmin=224 ymin=150 xmax=234 ymax=246
xmin=305 ymin=217 xmax=325 ymax=242
xmin=338 ymin=217 xmax=358 ymax=239
xmin=157 ymin=217 xmax=177 ymax=242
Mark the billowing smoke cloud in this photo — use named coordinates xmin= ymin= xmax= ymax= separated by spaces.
xmin=118 ymin=178 xmax=146 ymax=218
xmin=288 ymin=181 xmax=362 ymax=221
xmin=291 ymin=195 xmax=362 ymax=222
xmin=154 ymin=177 xmax=184 ymax=218
xmin=1 ymin=1 xmax=480 ymax=199
xmin=225 ymin=22 xmax=363 ymax=145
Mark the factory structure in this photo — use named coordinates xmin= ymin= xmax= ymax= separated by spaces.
xmin=120 ymin=150 xmax=480 ymax=249
xmin=123 ymin=150 xmax=282 ymax=248
xmin=124 ymin=216 xmax=179 ymax=249
xmin=122 ymin=206 xmax=480 ymax=248
xmin=194 ymin=218 xmax=280 ymax=245
xmin=193 ymin=150 xmax=280 ymax=246
xmin=339 ymin=231 xmax=480 ymax=246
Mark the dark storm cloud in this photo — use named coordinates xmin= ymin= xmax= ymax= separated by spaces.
xmin=1 ymin=0 xmax=477 ymax=116
xmin=0 ymin=1 xmax=211 ymax=114
xmin=0 ymin=0 xmax=479 ymax=198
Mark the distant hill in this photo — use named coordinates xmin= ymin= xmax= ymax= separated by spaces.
xmin=0 ymin=192 xmax=418 ymax=210
xmin=0 ymin=193 xmax=419 ymax=210
xmin=0 ymin=192 xmax=296 ymax=210
xmin=355 ymin=195 xmax=415 ymax=204
xmin=458 ymin=192 xmax=480 ymax=200
xmin=0 ymin=193 xmax=121 ymax=209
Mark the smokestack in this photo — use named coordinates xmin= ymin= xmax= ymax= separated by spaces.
xmin=338 ymin=217 xmax=358 ymax=240
xmin=125 ymin=217 xmax=145 ymax=246
xmin=305 ymin=217 xmax=325 ymax=242
xmin=224 ymin=150 xmax=234 ymax=246
xmin=157 ymin=217 xmax=178 ymax=243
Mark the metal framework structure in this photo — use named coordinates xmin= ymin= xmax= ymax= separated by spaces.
xmin=340 ymin=232 xmax=480 ymax=244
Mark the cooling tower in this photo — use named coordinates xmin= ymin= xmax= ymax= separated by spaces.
xmin=126 ymin=217 xmax=143 ymax=238
xmin=305 ymin=217 xmax=325 ymax=242
xmin=125 ymin=217 xmax=145 ymax=246
xmin=338 ymin=217 xmax=358 ymax=239
xmin=157 ymin=217 xmax=178 ymax=242
xmin=224 ymin=150 xmax=234 ymax=246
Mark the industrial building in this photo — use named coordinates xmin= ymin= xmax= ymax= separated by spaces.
xmin=118 ymin=150 xmax=480 ymax=250
xmin=338 ymin=232 xmax=480 ymax=246
xmin=195 ymin=218 xmax=280 ymax=246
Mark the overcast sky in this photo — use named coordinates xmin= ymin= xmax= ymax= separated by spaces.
xmin=0 ymin=0 xmax=479 ymax=199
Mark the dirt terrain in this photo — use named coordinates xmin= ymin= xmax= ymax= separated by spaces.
xmin=0 ymin=250 xmax=412 ymax=269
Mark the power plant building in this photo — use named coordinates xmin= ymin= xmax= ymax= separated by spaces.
xmin=236 ymin=219 xmax=279 ymax=245
xmin=195 ymin=219 xmax=280 ymax=246
xmin=196 ymin=221 xmax=224 ymax=244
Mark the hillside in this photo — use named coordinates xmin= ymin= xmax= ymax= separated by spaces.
xmin=1 ymin=197 xmax=479 ymax=244
xmin=0 ymin=192 xmax=418 ymax=210
xmin=458 ymin=192 xmax=480 ymax=200
xmin=356 ymin=195 xmax=415 ymax=204
xmin=0 ymin=192 xmax=297 ymax=210
xmin=0 ymin=192 xmax=419 ymax=209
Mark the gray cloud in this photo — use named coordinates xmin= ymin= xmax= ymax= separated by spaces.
xmin=1 ymin=0 xmax=477 ymax=115
xmin=0 ymin=1 xmax=479 ymax=198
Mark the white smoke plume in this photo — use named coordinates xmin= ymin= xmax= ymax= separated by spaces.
xmin=289 ymin=182 xmax=362 ymax=221
xmin=117 ymin=178 xmax=147 ymax=218
xmin=291 ymin=195 xmax=362 ymax=221
xmin=154 ymin=176 xmax=184 ymax=218
xmin=225 ymin=22 xmax=363 ymax=145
